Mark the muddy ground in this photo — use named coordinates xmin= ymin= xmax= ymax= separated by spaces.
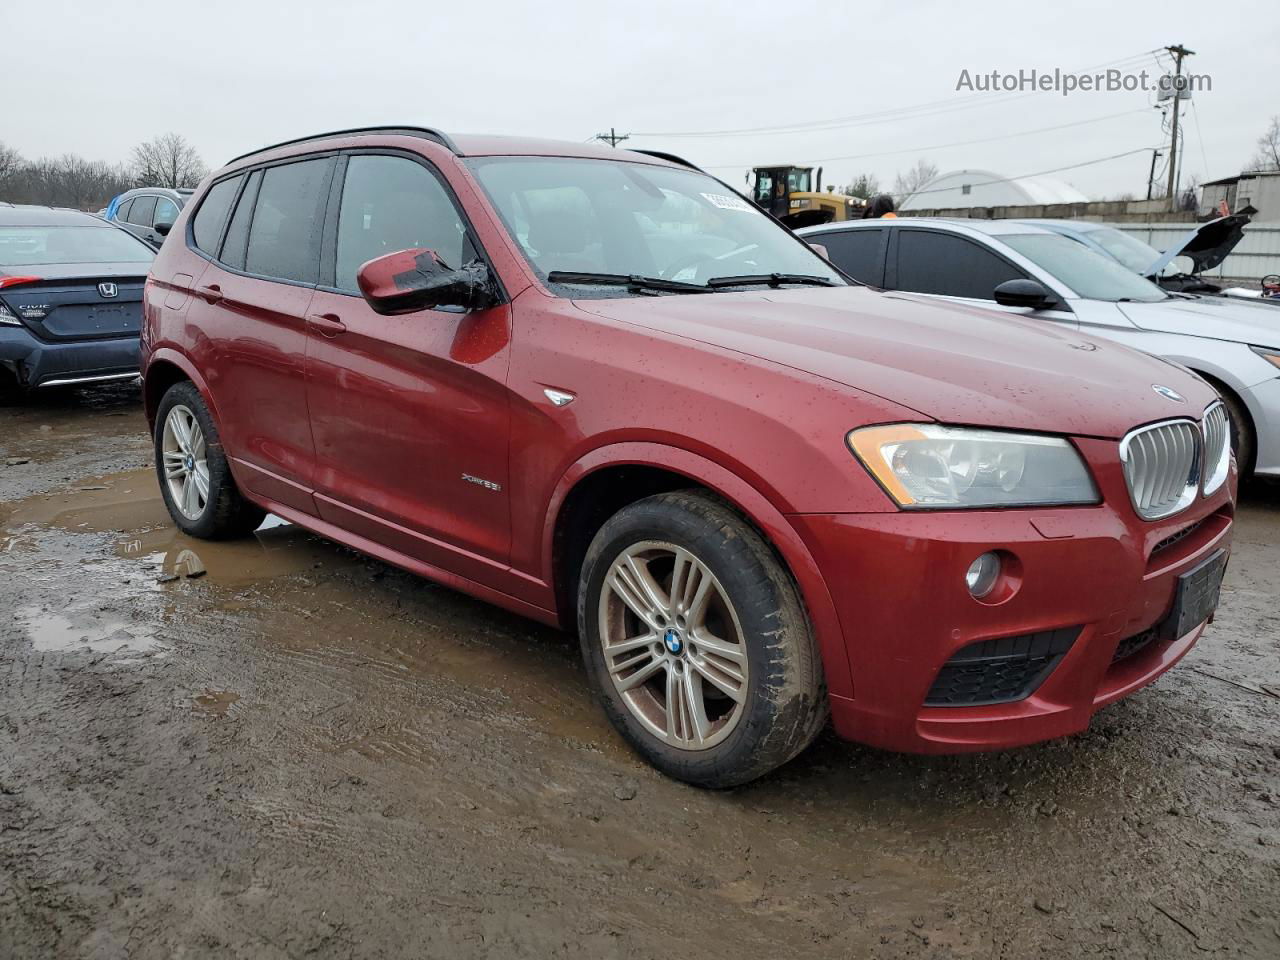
xmin=0 ymin=384 xmax=1277 ymax=960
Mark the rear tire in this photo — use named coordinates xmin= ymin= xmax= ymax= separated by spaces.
xmin=578 ymin=490 xmax=827 ymax=788
xmin=1217 ymin=387 xmax=1255 ymax=479
xmin=154 ymin=381 xmax=265 ymax=540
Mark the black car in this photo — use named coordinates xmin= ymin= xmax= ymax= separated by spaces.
xmin=106 ymin=187 xmax=193 ymax=248
xmin=0 ymin=205 xmax=155 ymax=394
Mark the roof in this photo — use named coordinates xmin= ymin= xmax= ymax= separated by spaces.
xmin=798 ymin=217 xmax=1058 ymax=237
xmin=113 ymin=186 xmax=192 ymax=202
xmin=223 ymin=126 xmax=687 ymax=172
xmin=0 ymin=205 xmax=113 ymax=226
xmin=1201 ymin=169 xmax=1280 ymax=188
xmin=900 ymin=169 xmax=1089 ymax=209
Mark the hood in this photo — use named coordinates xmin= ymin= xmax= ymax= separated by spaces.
xmin=1118 ymin=294 xmax=1280 ymax=347
xmin=1145 ymin=214 xmax=1249 ymax=278
xmin=574 ymin=287 xmax=1214 ymax=439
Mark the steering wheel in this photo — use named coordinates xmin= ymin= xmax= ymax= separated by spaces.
xmin=1261 ymin=274 xmax=1280 ymax=292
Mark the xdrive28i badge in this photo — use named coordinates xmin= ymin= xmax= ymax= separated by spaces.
xmin=1152 ymin=384 xmax=1186 ymax=403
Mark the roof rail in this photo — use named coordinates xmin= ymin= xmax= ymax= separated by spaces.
xmin=226 ymin=126 xmax=460 ymax=165
xmin=631 ymin=149 xmax=702 ymax=171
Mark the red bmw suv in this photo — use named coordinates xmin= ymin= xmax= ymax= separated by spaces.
xmin=141 ymin=127 xmax=1234 ymax=786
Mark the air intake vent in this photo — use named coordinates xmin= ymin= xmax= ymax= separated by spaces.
xmin=1121 ymin=420 xmax=1201 ymax=520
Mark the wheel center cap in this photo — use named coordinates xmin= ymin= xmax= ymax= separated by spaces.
xmin=184 ymin=455 xmax=195 ymax=471
xmin=663 ymin=628 xmax=683 ymax=656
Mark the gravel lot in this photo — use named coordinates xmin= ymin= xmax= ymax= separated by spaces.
xmin=2 ymin=384 xmax=1277 ymax=959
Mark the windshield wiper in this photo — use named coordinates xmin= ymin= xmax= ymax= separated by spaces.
xmin=546 ymin=271 xmax=712 ymax=295
xmin=705 ymin=273 xmax=837 ymax=289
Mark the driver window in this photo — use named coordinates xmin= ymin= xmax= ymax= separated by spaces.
xmin=335 ymin=155 xmax=469 ymax=294
xmin=895 ymin=230 xmax=1026 ymax=300
xmin=754 ymin=172 xmax=773 ymax=204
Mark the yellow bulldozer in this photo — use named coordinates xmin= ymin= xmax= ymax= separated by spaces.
xmin=749 ymin=165 xmax=864 ymax=228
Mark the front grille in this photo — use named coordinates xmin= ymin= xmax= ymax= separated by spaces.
xmin=1121 ymin=420 xmax=1201 ymax=520
xmin=925 ymin=627 xmax=1081 ymax=707
xmin=1201 ymin=402 xmax=1230 ymax=494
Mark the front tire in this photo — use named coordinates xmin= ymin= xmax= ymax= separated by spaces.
xmin=154 ymin=381 xmax=265 ymax=539
xmin=578 ymin=491 xmax=827 ymax=788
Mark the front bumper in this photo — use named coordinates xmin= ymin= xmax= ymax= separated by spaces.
xmin=0 ymin=326 xmax=139 ymax=389
xmin=792 ymin=436 xmax=1235 ymax=754
xmin=1243 ymin=375 xmax=1280 ymax=478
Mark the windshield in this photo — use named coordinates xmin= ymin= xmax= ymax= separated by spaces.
xmin=1001 ymin=233 xmax=1167 ymax=303
xmin=1080 ymin=226 xmax=1162 ymax=275
xmin=0 ymin=225 xmax=155 ymax=267
xmin=467 ymin=157 xmax=845 ymax=294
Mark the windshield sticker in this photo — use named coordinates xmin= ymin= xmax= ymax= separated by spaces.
xmin=701 ymin=192 xmax=755 ymax=213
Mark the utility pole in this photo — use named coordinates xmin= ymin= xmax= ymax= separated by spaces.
xmin=594 ymin=127 xmax=630 ymax=147
xmin=1146 ymin=148 xmax=1163 ymax=201
xmin=1164 ymin=43 xmax=1194 ymax=202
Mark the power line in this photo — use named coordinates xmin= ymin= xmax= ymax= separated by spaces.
xmin=901 ymin=146 xmax=1164 ymax=199
xmin=700 ymin=108 xmax=1151 ymax=169
xmin=593 ymin=128 xmax=630 ymax=147
xmin=632 ymin=50 xmax=1161 ymax=139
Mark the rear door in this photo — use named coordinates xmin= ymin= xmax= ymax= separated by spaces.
xmin=124 ymin=195 xmax=162 ymax=247
xmin=181 ymin=156 xmax=336 ymax=517
xmin=810 ymin=227 xmax=887 ymax=286
xmin=303 ymin=150 xmax=513 ymax=583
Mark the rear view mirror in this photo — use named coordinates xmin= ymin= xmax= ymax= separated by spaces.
xmin=807 ymin=242 xmax=830 ymax=260
xmin=993 ymin=278 xmax=1057 ymax=310
xmin=356 ymin=248 xmax=499 ymax=315
xmin=154 ymin=221 xmax=174 ymax=236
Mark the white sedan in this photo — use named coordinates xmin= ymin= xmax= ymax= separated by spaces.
xmin=799 ymin=217 xmax=1280 ymax=478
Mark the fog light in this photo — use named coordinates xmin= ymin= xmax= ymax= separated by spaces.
xmin=965 ymin=552 xmax=1001 ymax=598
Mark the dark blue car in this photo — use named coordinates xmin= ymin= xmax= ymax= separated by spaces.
xmin=0 ymin=205 xmax=154 ymax=394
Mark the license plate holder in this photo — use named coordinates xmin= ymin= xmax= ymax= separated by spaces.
xmin=1158 ymin=549 xmax=1226 ymax=642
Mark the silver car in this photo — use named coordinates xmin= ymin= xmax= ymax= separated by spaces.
xmin=798 ymin=218 xmax=1280 ymax=477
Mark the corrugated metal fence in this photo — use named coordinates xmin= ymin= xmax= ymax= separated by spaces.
xmin=1114 ymin=223 xmax=1280 ymax=285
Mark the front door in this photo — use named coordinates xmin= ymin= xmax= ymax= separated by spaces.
xmin=303 ymin=152 xmax=512 ymax=585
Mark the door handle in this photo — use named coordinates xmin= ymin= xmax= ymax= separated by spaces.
xmin=307 ymin=313 xmax=347 ymax=337
xmin=196 ymin=283 xmax=223 ymax=304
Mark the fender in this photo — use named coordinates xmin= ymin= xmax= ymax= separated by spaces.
xmin=541 ymin=441 xmax=854 ymax=700
xmin=141 ymin=346 xmax=221 ymax=430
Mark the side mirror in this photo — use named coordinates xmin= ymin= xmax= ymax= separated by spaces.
xmin=154 ymin=221 xmax=174 ymax=236
xmin=807 ymin=241 xmax=830 ymax=260
xmin=993 ymin=278 xmax=1057 ymax=310
xmin=356 ymin=248 xmax=499 ymax=315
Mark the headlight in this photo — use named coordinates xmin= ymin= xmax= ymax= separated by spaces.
xmin=847 ymin=424 xmax=1099 ymax=509
xmin=1252 ymin=345 xmax=1280 ymax=371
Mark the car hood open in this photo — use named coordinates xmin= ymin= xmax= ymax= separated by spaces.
xmin=1118 ymin=293 xmax=1280 ymax=346
xmin=1145 ymin=214 xmax=1249 ymax=278
xmin=574 ymin=287 xmax=1214 ymax=439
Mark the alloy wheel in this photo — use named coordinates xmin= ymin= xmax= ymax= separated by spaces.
xmin=161 ymin=404 xmax=210 ymax=521
xmin=597 ymin=541 xmax=749 ymax=750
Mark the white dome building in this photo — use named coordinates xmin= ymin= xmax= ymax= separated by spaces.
xmin=900 ymin=169 xmax=1088 ymax=211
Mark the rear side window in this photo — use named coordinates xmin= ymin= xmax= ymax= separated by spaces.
xmin=334 ymin=155 xmax=469 ymax=293
xmin=895 ymin=230 xmax=1024 ymax=300
xmin=154 ymin=197 xmax=179 ymax=227
xmin=191 ymin=176 xmax=243 ymax=255
xmin=818 ymin=229 xmax=883 ymax=284
xmin=244 ymin=158 xmax=331 ymax=284
xmin=114 ymin=198 xmax=134 ymax=222
xmin=127 ymin=196 xmax=156 ymax=226
xmin=220 ymin=170 xmax=261 ymax=271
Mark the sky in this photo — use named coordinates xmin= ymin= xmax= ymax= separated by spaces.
xmin=5 ymin=0 xmax=1278 ymax=200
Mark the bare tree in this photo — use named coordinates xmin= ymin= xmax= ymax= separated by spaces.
xmin=130 ymin=133 xmax=207 ymax=188
xmin=892 ymin=159 xmax=939 ymax=202
xmin=0 ymin=141 xmax=22 ymax=187
xmin=1247 ymin=116 xmax=1280 ymax=172
xmin=843 ymin=172 xmax=880 ymax=200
